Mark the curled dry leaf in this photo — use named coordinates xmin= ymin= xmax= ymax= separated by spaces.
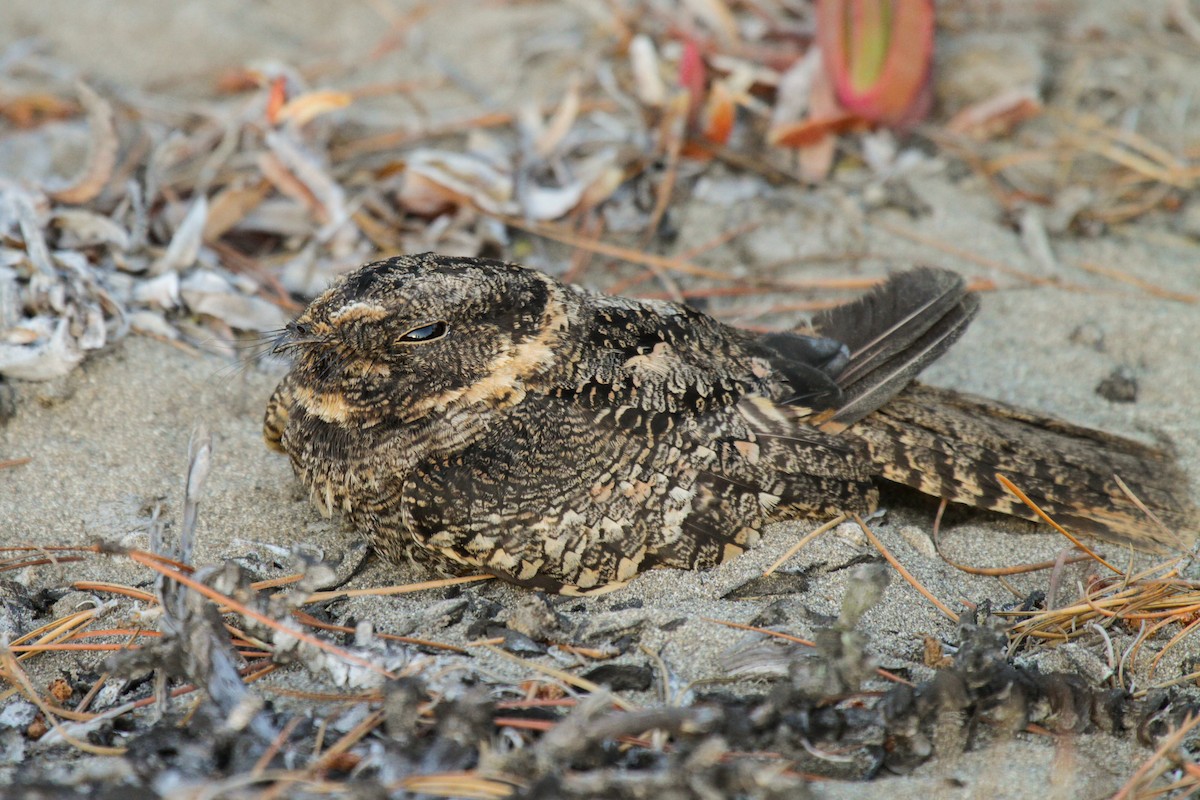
xmin=150 ymin=196 xmax=208 ymax=275
xmin=523 ymin=182 xmax=587 ymax=221
xmin=265 ymin=74 xmax=289 ymax=126
xmin=534 ymin=79 xmax=582 ymax=159
xmin=264 ymin=130 xmax=349 ymax=230
xmin=132 ymin=271 xmax=182 ymax=310
xmin=51 ymin=209 xmax=131 ymax=251
xmin=768 ymin=49 xmax=848 ymax=181
xmin=0 ymin=316 xmax=83 ymax=381
xmin=945 ymin=87 xmax=1042 ymax=140
xmin=45 ymin=83 xmax=119 ymax=205
xmin=0 ymin=92 xmax=79 ymax=129
xmin=202 ymin=179 xmax=272 ymax=243
xmin=181 ymin=269 xmax=289 ymax=331
xmin=700 ymin=80 xmax=736 ymax=145
xmin=9 ymin=189 xmax=56 ymax=277
xmin=630 ymin=35 xmax=667 ymax=108
xmin=399 ymin=150 xmax=518 ymax=217
xmin=768 ymin=49 xmax=859 ymax=155
xmin=0 ymin=265 xmax=19 ymax=329
xmin=275 ymin=90 xmax=353 ymax=128
xmin=682 ymin=0 xmax=740 ymax=45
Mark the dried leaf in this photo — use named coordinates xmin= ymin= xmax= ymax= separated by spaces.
xmin=203 ymin=180 xmax=272 ymax=243
xmin=276 ymin=90 xmax=353 ymax=128
xmin=700 ymin=80 xmax=736 ymax=145
xmin=9 ymin=189 xmax=56 ymax=276
xmin=683 ymin=0 xmax=739 ymax=44
xmin=46 ymin=84 xmax=119 ymax=205
xmin=182 ymin=271 xmax=289 ymax=331
xmin=399 ymin=150 xmax=517 ymax=216
xmin=265 ymin=75 xmax=288 ymax=125
xmin=523 ymin=182 xmax=587 ymax=221
xmin=534 ymin=79 xmax=581 ymax=159
xmin=51 ymin=209 xmax=131 ymax=250
xmin=132 ymin=272 xmax=182 ymax=310
xmin=0 ymin=316 xmax=83 ymax=381
xmin=264 ymin=131 xmax=350 ymax=231
xmin=128 ymin=310 xmax=179 ymax=340
xmin=150 ymin=196 xmax=208 ymax=275
xmin=0 ymin=93 xmax=79 ymax=129
xmin=630 ymin=35 xmax=666 ymax=107
xmin=945 ymin=88 xmax=1041 ymax=140
xmin=770 ymin=51 xmax=849 ymax=181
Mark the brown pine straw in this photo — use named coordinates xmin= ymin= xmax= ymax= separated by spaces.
xmin=0 ymin=645 xmax=125 ymax=756
xmin=995 ymin=474 xmax=1122 ymax=575
xmin=309 ymin=708 xmax=385 ymax=774
xmin=252 ymin=716 xmax=305 ymax=777
xmin=762 ymin=514 xmax=846 ymax=577
xmin=301 ymin=573 xmax=492 ymax=602
xmin=868 ymin=218 xmax=1066 ymax=289
xmin=292 ymin=609 xmax=467 ymax=653
xmin=640 ymin=93 xmax=688 ymax=253
xmin=1076 ymin=261 xmax=1200 ymax=305
xmin=852 ymin=512 xmax=960 ymax=623
xmin=71 ymin=581 xmax=157 ymax=601
xmin=394 ymin=772 xmax=524 ymax=799
xmin=991 ymin=475 xmax=1200 ymax=684
xmin=125 ymin=548 xmax=397 ymax=680
xmin=1111 ymin=712 xmax=1200 ymax=800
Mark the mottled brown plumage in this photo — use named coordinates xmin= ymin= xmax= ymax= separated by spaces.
xmin=264 ymin=253 xmax=1194 ymax=594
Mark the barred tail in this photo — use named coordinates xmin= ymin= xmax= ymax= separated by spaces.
xmin=855 ymin=384 xmax=1195 ymax=551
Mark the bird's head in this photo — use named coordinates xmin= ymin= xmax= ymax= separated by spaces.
xmin=274 ymin=253 xmax=566 ymax=426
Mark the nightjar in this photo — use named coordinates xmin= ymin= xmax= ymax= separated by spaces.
xmin=264 ymin=253 xmax=1193 ymax=594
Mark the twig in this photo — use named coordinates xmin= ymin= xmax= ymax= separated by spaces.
xmin=762 ymin=515 xmax=845 ymax=576
xmin=995 ymin=474 xmax=1121 ymax=574
xmin=853 ymin=513 xmax=959 ymax=622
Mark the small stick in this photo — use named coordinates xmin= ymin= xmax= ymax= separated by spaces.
xmin=1075 ymin=261 xmax=1199 ymax=304
xmin=126 ymin=549 xmax=395 ymax=680
xmin=1112 ymin=712 xmax=1200 ymax=800
xmin=995 ymin=474 xmax=1122 ymax=575
xmin=302 ymin=573 xmax=492 ymax=602
xmin=853 ymin=513 xmax=959 ymax=623
xmin=762 ymin=514 xmax=845 ymax=576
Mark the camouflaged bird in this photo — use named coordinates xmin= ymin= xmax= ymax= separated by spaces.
xmin=264 ymin=253 xmax=1193 ymax=595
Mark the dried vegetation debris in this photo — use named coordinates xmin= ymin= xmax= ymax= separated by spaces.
xmin=4 ymin=0 xmax=1200 ymax=797
xmin=8 ymin=536 xmax=1200 ymax=798
xmin=3 ymin=1 xmax=1199 ymax=384
xmin=0 ymin=1 xmax=906 ymax=383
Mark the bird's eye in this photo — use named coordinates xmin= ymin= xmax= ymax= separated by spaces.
xmin=399 ymin=321 xmax=448 ymax=343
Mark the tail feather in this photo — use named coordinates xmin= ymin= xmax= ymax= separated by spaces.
xmin=855 ymin=384 xmax=1195 ymax=551
xmin=807 ymin=267 xmax=979 ymax=429
xmin=759 ymin=266 xmax=1192 ymax=551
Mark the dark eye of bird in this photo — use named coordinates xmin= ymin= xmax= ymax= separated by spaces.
xmin=399 ymin=321 xmax=448 ymax=343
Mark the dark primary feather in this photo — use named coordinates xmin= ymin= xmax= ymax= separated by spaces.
xmin=808 ymin=268 xmax=979 ymax=428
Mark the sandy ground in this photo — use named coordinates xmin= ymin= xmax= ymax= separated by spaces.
xmin=4 ymin=1 xmax=1200 ymax=798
